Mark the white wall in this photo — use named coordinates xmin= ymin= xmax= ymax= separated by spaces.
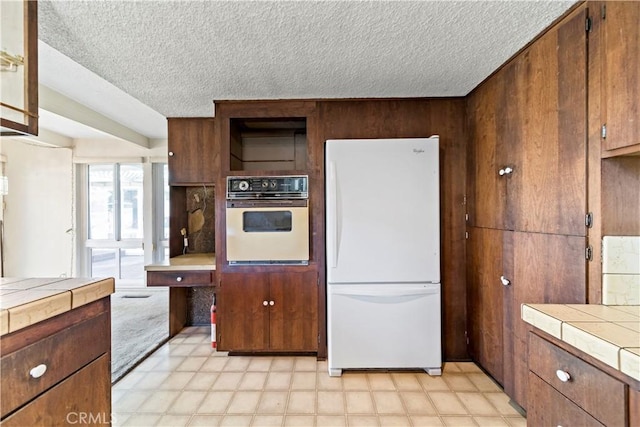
xmin=0 ymin=137 xmax=74 ymax=277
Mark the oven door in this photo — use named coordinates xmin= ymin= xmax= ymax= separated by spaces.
xmin=225 ymin=200 xmax=309 ymax=264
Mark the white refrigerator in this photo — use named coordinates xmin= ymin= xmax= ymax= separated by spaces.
xmin=326 ymin=137 xmax=442 ymax=377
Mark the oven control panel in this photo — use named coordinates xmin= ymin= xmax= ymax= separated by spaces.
xmin=227 ymin=175 xmax=308 ymax=199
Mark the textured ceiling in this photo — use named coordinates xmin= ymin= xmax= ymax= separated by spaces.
xmin=38 ymin=0 xmax=577 ymax=138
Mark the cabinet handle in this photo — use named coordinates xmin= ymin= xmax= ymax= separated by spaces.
xmin=556 ymin=370 xmax=571 ymax=382
xmin=30 ymin=364 xmax=47 ymax=379
xmin=168 ymin=151 xmax=174 ymax=156
xmin=176 ymin=276 xmax=183 ymax=282
xmin=498 ymin=166 xmax=514 ymax=176
xmin=500 ymin=276 xmax=511 ymax=286
xmin=263 ymin=300 xmax=268 ymax=306
xmin=269 ymin=300 xmax=275 ymax=306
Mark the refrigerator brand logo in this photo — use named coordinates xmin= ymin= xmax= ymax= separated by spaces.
xmin=413 ymin=148 xmax=425 ymax=154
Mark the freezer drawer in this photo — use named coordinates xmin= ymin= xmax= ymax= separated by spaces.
xmin=327 ymin=284 xmax=442 ymax=377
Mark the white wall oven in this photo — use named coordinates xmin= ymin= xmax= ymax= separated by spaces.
xmin=226 ymin=176 xmax=309 ymax=265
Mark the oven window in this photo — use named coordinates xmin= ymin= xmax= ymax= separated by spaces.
xmin=243 ymin=211 xmax=292 ymax=232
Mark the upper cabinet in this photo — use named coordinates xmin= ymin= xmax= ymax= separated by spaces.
xmin=467 ymin=5 xmax=588 ymax=237
xmin=597 ymin=1 xmax=640 ymax=156
xmin=167 ymin=118 xmax=218 ymax=185
xmin=0 ymin=0 xmax=38 ymax=136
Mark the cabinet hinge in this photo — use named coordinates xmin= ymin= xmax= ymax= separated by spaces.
xmin=585 ymin=16 xmax=592 ymax=32
xmin=601 ymin=124 xmax=607 ymax=139
xmin=465 ymin=213 xmax=469 ymax=222
xmin=585 ymin=212 xmax=594 ymax=228
xmin=465 ymin=231 xmax=469 ymax=240
xmin=318 ymin=334 xmax=321 ymax=344
xmin=601 ymin=4 xmax=606 ymax=19
xmin=585 ymin=245 xmax=594 ymax=261
xmin=465 ymin=330 xmax=469 ymax=345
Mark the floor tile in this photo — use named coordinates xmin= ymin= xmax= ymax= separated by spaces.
xmin=379 ymin=415 xmax=411 ymax=426
xmin=466 ymin=373 xmax=501 ymax=392
xmin=247 ymin=357 xmax=273 ymax=372
xmin=343 ymin=373 xmax=369 ymax=390
xmin=367 ymin=373 xmax=396 ymax=390
xmin=121 ymin=414 xmax=161 ymax=426
xmin=291 ymin=371 xmax=317 ymax=390
xmin=264 ymin=372 xmax=292 ymax=390
xmin=201 ymin=356 xmax=229 ymax=372
xmin=188 ymin=415 xmax=223 ymax=426
xmin=284 ymin=415 xmax=315 ymax=426
xmin=456 ymin=392 xmax=498 ymax=416
xmin=159 ymin=372 xmax=196 ymax=390
xmin=441 ymin=415 xmax=478 ymax=426
xmin=347 ymin=415 xmax=380 ymax=426
xmin=400 ymin=391 xmax=437 ymax=415
xmin=429 ymin=392 xmax=469 ymax=415
xmin=211 ymin=372 xmax=244 ymax=390
xmin=372 ymin=391 xmax=405 ymax=414
xmin=418 ymin=375 xmax=451 ymax=391
xmin=346 ymin=391 xmax=375 ymax=414
xmin=168 ymin=390 xmax=207 ymax=414
xmin=251 ymin=415 xmax=283 ymax=426
xmin=483 ymin=393 xmax=521 ymax=416
xmin=185 ymin=372 xmax=219 ymax=390
xmin=317 ymin=415 xmax=347 ymax=426
xmin=391 ymin=373 xmax=422 ymax=390
xmin=197 ymin=391 xmax=234 ymax=414
xmin=317 ymin=390 xmax=345 ymax=414
xmin=474 ymin=416 xmax=510 ymax=426
xmin=271 ymin=357 xmax=295 ymax=371
xmin=294 ymin=357 xmax=318 ymax=371
xmin=239 ymin=372 xmax=268 ymax=390
xmin=287 ymin=391 xmax=316 ymax=414
xmin=225 ymin=356 xmax=252 ymax=372
xmin=256 ymin=391 xmax=288 ymax=414
xmin=442 ymin=374 xmax=478 ymax=391
xmin=177 ymin=356 xmax=208 ymax=372
xmin=409 ymin=415 xmax=443 ymax=426
xmin=317 ymin=372 xmax=343 ymax=390
xmin=157 ymin=414 xmax=191 ymax=427
xmin=137 ymin=390 xmax=180 ymax=413
xmin=227 ymin=391 xmax=261 ymax=414
xmin=220 ymin=414 xmax=252 ymax=426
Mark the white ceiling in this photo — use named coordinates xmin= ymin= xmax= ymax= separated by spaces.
xmin=37 ymin=0 xmax=578 ymax=141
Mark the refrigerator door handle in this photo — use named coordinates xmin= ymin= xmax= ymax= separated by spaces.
xmin=330 ymin=286 xmax=439 ymax=298
xmin=329 ymin=161 xmax=340 ymax=268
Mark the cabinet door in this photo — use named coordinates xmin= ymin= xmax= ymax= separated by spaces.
xmin=167 ymin=118 xmax=217 ymax=184
xmin=509 ymin=7 xmax=587 ymax=236
xmin=268 ymin=271 xmax=318 ymax=352
xmin=503 ymin=231 xmax=586 ymax=409
xmin=466 ymin=227 xmax=504 ymax=385
xmin=218 ymin=273 xmax=269 ymax=351
xmin=467 ymin=75 xmax=509 ymax=229
xmin=601 ymin=1 xmax=640 ymax=152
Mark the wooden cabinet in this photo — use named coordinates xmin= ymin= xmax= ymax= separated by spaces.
xmin=218 ymin=271 xmax=318 ymax=352
xmin=466 ymin=227 xmax=504 ymax=385
xmin=528 ymin=332 xmax=631 ymax=426
xmin=0 ymin=298 xmax=111 ymax=425
xmin=597 ymin=1 xmax=640 ymax=155
xmin=467 ymin=5 xmax=587 ymax=237
xmin=466 ymin=5 xmax=589 ymax=410
xmin=167 ymin=118 xmax=217 ymax=184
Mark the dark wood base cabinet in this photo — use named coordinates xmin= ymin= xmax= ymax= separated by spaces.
xmin=0 ymin=298 xmax=111 ymax=426
xmin=218 ymin=271 xmax=318 ymax=352
xmin=527 ymin=331 xmax=637 ymax=426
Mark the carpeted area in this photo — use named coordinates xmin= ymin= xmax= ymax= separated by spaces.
xmin=111 ymin=288 xmax=169 ymax=383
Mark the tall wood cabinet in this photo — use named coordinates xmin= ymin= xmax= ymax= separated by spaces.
xmin=466 ymin=4 xmax=588 ymax=409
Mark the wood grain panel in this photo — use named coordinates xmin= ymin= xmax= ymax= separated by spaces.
xmin=527 ymin=372 xmax=604 ymax=427
xmin=466 ymin=77 xmax=507 ymax=229
xmin=1 ymin=312 xmax=109 ymax=418
xmin=0 ymin=355 xmax=111 ymax=427
xmin=601 ymin=157 xmax=640 ymax=235
xmin=602 ymin=1 xmax=640 ymax=152
xmin=529 ymin=332 xmax=625 ymax=426
xmin=509 ymin=231 xmax=586 ymax=408
xmin=316 ymin=98 xmax=468 ymax=360
xmin=510 ymin=7 xmax=587 ymax=236
xmin=218 ymin=273 xmax=269 ymax=351
xmin=269 ymin=271 xmax=318 ymax=352
xmin=167 ymin=118 xmax=217 ymax=184
xmin=466 ymin=227 xmax=504 ymax=385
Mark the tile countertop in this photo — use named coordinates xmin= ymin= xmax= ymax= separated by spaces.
xmin=522 ymin=304 xmax=640 ymax=382
xmin=0 ymin=277 xmax=114 ymax=337
xmin=144 ymin=252 xmax=216 ymax=272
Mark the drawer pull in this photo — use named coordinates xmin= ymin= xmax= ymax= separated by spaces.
xmin=263 ymin=300 xmax=268 ymax=306
xmin=269 ymin=300 xmax=275 ymax=306
xmin=500 ymin=276 xmax=511 ymax=286
xmin=556 ymin=370 xmax=571 ymax=382
xmin=176 ymin=277 xmax=183 ymax=282
xmin=29 ymin=364 xmax=47 ymax=379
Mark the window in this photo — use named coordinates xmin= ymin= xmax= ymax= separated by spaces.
xmin=86 ymin=163 xmax=144 ymax=283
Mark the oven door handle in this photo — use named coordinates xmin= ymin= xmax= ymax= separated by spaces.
xmin=329 ymin=161 xmax=340 ymax=268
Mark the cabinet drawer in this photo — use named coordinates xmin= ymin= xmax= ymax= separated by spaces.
xmin=147 ymin=270 xmax=213 ymax=287
xmin=528 ymin=332 xmax=625 ymax=426
xmin=0 ymin=311 xmax=109 ymax=418
xmin=1 ymin=354 xmax=111 ymax=427
xmin=528 ymin=372 xmax=603 ymax=427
